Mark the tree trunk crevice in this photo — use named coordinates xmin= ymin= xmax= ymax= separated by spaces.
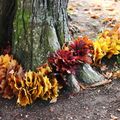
xmin=0 ymin=0 xmax=16 ymax=49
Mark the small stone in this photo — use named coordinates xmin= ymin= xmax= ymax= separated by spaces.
xmin=98 ymin=90 xmax=100 ymax=93
xmin=87 ymin=116 xmax=90 ymax=119
xmin=49 ymin=107 xmax=54 ymax=112
xmin=103 ymin=106 xmax=105 ymax=109
xmin=25 ymin=115 xmax=29 ymax=118
xmin=86 ymin=107 xmax=89 ymax=110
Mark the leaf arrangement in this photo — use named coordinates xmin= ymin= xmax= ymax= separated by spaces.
xmin=0 ymin=25 xmax=120 ymax=106
xmin=69 ymin=36 xmax=93 ymax=64
xmin=48 ymin=36 xmax=93 ymax=73
xmin=48 ymin=50 xmax=80 ymax=75
xmin=48 ymin=37 xmax=94 ymax=86
xmin=0 ymin=55 xmax=59 ymax=106
xmin=93 ymin=24 xmax=120 ymax=63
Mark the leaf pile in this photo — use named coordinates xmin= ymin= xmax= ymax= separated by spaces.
xmin=48 ymin=36 xmax=93 ymax=74
xmin=69 ymin=36 xmax=93 ymax=64
xmin=93 ymin=24 xmax=120 ymax=63
xmin=48 ymin=50 xmax=81 ymax=75
xmin=0 ymin=55 xmax=59 ymax=106
xmin=48 ymin=37 xmax=94 ymax=86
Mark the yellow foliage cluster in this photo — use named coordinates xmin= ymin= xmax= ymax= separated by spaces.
xmin=0 ymin=54 xmax=19 ymax=99
xmin=0 ymin=55 xmax=59 ymax=106
xmin=93 ymin=25 xmax=120 ymax=63
xmin=16 ymin=64 xmax=59 ymax=106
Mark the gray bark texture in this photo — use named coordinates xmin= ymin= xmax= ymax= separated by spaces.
xmin=76 ymin=64 xmax=105 ymax=84
xmin=12 ymin=0 xmax=70 ymax=70
xmin=66 ymin=74 xmax=80 ymax=93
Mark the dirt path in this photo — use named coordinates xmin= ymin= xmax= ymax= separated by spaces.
xmin=0 ymin=0 xmax=120 ymax=120
xmin=68 ymin=0 xmax=120 ymax=39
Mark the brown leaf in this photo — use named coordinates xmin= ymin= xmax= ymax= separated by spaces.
xmin=91 ymin=15 xmax=99 ymax=19
xmin=117 ymin=108 xmax=120 ymax=112
xmin=102 ymin=17 xmax=114 ymax=23
xmin=90 ymin=79 xmax=112 ymax=87
xmin=84 ymin=8 xmax=89 ymax=11
xmin=100 ymin=65 xmax=108 ymax=71
xmin=93 ymin=8 xmax=101 ymax=11
xmin=113 ymin=70 xmax=120 ymax=79
xmin=104 ymin=72 xmax=113 ymax=79
xmin=110 ymin=114 xmax=118 ymax=120
xmin=106 ymin=8 xmax=114 ymax=11
xmin=79 ymin=83 xmax=86 ymax=90
xmin=2 ymin=86 xmax=14 ymax=99
xmin=50 ymin=98 xmax=57 ymax=103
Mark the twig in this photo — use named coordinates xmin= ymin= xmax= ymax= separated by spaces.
xmin=90 ymin=79 xmax=112 ymax=87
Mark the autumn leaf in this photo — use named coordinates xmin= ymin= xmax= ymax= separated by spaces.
xmin=69 ymin=36 xmax=93 ymax=64
xmin=93 ymin=24 xmax=120 ymax=63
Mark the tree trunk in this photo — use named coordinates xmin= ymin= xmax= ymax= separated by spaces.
xmin=0 ymin=0 xmax=16 ymax=49
xmin=12 ymin=0 xmax=70 ymax=70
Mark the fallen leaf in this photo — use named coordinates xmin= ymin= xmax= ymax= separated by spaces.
xmin=113 ymin=70 xmax=120 ymax=79
xmin=100 ymin=65 xmax=108 ymax=71
xmin=117 ymin=108 xmax=120 ymax=112
xmin=106 ymin=8 xmax=114 ymax=11
xmin=79 ymin=83 xmax=86 ymax=90
xmin=110 ymin=114 xmax=118 ymax=120
xmin=93 ymin=8 xmax=101 ymax=11
xmin=84 ymin=8 xmax=89 ymax=11
xmin=91 ymin=15 xmax=99 ymax=19
xmin=102 ymin=17 xmax=115 ymax=23
xmin=104 ymin=72 xmax=113 ymax=79
xmin=90 ymin=79 xmax=112 ymax=87
xmin=50 ymin=98 xmax=57 ymax=103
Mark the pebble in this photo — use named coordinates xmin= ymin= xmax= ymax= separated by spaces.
xmin=103 ymin=106 xmax=105 ymax=109
xmin=25 ymin=115 xmax=29 ymax=118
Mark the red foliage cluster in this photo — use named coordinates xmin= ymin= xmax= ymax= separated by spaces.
xmin=48 ymin=50 xmax=80 ymax=75
xmin=69 ymin=37 xmax=93 ymax=64
xmin=48 ymin=37 xmax=93 ymax=76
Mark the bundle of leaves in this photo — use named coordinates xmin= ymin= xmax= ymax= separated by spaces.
xmin=69 ymin=36 xmax=93 ymax=64
xmin=0 ymin=54 xmax=22 ymax=99
xmin=48 ymin=49 xmax=81 ymax=75
xmin=16 ymin=69 xmax=59 ymax=106
xmin=0 ymin=55 xmax=59 ymax=106
xmin=48 ymin=37 xmax=94 ymax=86
xmin=93 ymin=24 xmax=120 ymax=63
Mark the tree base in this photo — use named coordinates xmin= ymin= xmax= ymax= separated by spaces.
xmin=76 ymin=64 xmax=105 ymax=84
xmin=66 ymin=74 xmax=80 ymax=93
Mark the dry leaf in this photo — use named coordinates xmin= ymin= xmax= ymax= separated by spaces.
xmin=90 ymin=79 xmax=112 ymax=87
xmin=106 ymin=8 xmax=114 ymax=11
xmin=110 ymin=114 xmax=118 ymax=120
xmin=91 ymin=15 xmax=99 ymax=19
xmin=104 ymin=72 xmax=113 ymax=79
xmin=113 ymin=70 xmax=120 ymax=79
xmin=100 ymin=65 xmax=108 ymax=71
xmin=50 ymin=98 xmax=57 ymax=103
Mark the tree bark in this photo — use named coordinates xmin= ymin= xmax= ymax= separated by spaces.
xmin=12 ymin=0 xmax=70 ymax=70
